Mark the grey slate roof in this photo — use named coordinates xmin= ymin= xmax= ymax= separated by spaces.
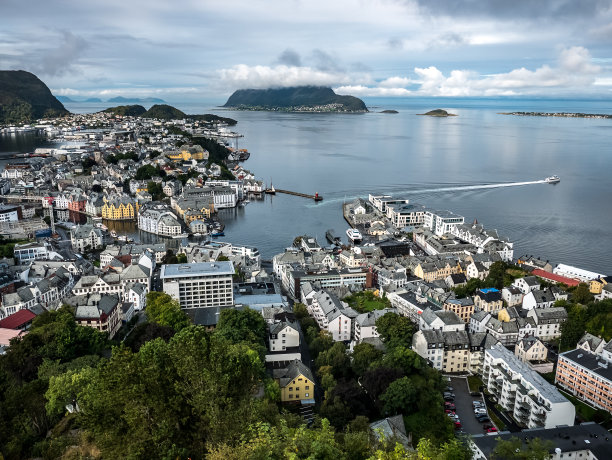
xmin=272 ymin=359 xmax=315 ymax=387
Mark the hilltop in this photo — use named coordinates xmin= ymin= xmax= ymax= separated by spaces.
xmin=223 ymin=86 xmax=368 ymax=112
xmin=0 ymin=70 xmax=69 ymax=124
xmin=103 ymin=105 xmax=147 ymax=117
xmin=101 ymin=103 xmax=238 ymax=125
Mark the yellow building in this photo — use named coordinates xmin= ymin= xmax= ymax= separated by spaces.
xmin=273 ymin=360 xmax=315 ymax=403
xmin=414 ymin=260 xmax=463 ymax=282
xmin=166 ymin=144 xmax=209 ymax=162
xmin=590 ymin=276 xmax=612 ymax=294
xmin=101 ymin=196 xmax=136 ymax=220
xmin=173 ymin=197 xmax=214 ymax=222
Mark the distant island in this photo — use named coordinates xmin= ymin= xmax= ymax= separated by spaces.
xmin=381 ymin=109 xmax=398 ymax=114
xmin=108 ymin=96 xmax=166 ymax=103
xmin=501 ymin=111 xmax=612 ymax=119
xmin=418 ymin=109 xmax=457 ymax=117
xmin=54 ymin=95 xmax=166 ymax=103
xmin=0 ymin=70 xmax=68 ymax=124
xmin=223 ymin=86 xmax=368 ymax=112
xmin=102 ymin=104 xmax=237 ymax=125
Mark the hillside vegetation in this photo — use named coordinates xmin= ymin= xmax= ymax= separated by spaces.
xmin=224 ymin=86 xmax=367 ymax=111
xmin=0 ymin=70 xmax=69 ymax=124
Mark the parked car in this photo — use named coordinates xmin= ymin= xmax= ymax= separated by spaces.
xmin=477 ymin=416 xmax=490 ymax=423
xmin=482 ymin=423 xmax=493 ymax=430
xmin=454 ymin=421 xmax=462 ymax=429
xmin=446 ymin=386 xmax=454 ymax=391
xmin=443 ymin=392 xmax=455 ymax=397
xmin=444 ymin=396 xmax=455 ymax=401
xmin=487 ymin=427 xmax=498 ymax=433
xmin=474 ymin=409 xmax=487 ymax=414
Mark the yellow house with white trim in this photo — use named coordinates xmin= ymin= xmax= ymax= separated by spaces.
xmin=273 ymin=360 xmax=315 ymax=403
xmin=101 ymin=196 xmax=136 ymax=220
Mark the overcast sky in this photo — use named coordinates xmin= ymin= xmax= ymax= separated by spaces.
xmin=2 ymin=0 xmax=612 ymax=100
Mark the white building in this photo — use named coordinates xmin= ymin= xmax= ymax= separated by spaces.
xmin=423 ymin=209 xmax=465 ymax=237
xmin=13 ymin=242 xmax=50 ymax=264
xmin=526 ymin=307 xmax=568 ymax=341
xmin=161 ymin=261 xmax=234 ymax=309
xmin=553 ymin=264 xmax=604 ymax=283
xmin=502 ymin=286 xmax=523 ymax=307
xmin=353 ymin=308 xmax=396 ymax=343
xmin=303 ymin=288 xmax=359 ymax=342
xmin=513 ymin=276 xmax=541 ymax=295
xmin=482 ymin=343 xmax=575 ymax=429
xmin=70 ymin=225 xmax=104 ymax=252
xmin=522 ymin=289 xmax=556 ymax=310
xmin=268 ymin=321 xmax=300 ymax=351
xmin=450 ymin=222 xmax=514 ymax=262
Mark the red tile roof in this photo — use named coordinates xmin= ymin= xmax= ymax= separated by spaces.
xmin=0 ymin=309 xmax=36 ymax=329
xmin=532 ymin=269 xmax=580 ymax=287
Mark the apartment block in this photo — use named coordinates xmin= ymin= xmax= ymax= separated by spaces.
xmin=161 ymin=262 xmax=234 ymax=309
xmin=483 ymin=343 xmax=575 ymax=429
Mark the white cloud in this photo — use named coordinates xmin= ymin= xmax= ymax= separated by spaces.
xmin=335 ymin=85 xmax=412 ymax=97
xmin=346 ymin=46 xmax=604 ymax=97
xmin=217 ymin=64 xmax=364 ymax=89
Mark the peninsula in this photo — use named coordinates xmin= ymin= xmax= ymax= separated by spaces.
xmin=0 ymin=70 xmax=68 ymax=124
xmin=223 ymin=86 xmax=368 ymax=112
xmin=418 ymin=109 xmax=457 ymax=117
xmin=501 ymin=111 xmax=612 ymax=119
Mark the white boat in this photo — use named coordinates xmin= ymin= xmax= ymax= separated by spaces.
xmin=545 ymin=175 xmax=560 ymax=184
xmin=346 ymin=228 xmax=363 ymax=244
xmin=110 ymin=230 xmax=117 ymax=238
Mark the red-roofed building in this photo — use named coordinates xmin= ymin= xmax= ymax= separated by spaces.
xmin=0 ymin=309 xmax=37 ymax=331
xmin=532 ymin=269 xmax=580 ymax=287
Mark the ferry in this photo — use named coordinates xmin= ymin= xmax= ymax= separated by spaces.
xmin=346 ymin=228 xmax=363 ymax=244
xmin=545 ymin=175 xmax=560 ymax=184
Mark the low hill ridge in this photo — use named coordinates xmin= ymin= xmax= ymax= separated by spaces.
xmin=223 ymin=86 xmax=367 ymax=112
xmin=0 ymin=70 xmax=69 ymax=124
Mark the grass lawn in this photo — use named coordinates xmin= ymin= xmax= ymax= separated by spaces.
xmin=345 ymin=291 xmax=391 ymax=313
xmin=467 ymin=375 xmax=483 ymax=392
xmin=558 ymin=389 xmax=598 ymax=420
xmin=506 ymin=268 xmax=528 ymax=278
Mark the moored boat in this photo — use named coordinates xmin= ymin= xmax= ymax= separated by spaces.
xmin=346 ymin=228 xmax=363 ymax=244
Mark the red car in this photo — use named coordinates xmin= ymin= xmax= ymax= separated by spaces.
xmin=444 ymin=403 xmax=456 ymax=410
xmin=487 ymin=427 xmax=498 ymax=433
xmin=454 ymin=421 xmax=462 ymax=429
xmin=445 ymin=409 xmax=455 ymax=414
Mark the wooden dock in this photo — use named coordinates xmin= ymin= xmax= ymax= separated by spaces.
xmin=275 ymin=189 xmax=323 ymax=201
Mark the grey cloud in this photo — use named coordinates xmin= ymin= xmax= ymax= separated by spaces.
xmin=310 ymin=49 xmax=344 ymax=72
xmin=38 ymin=31 xmax=88 ymax=76
xmin=411 ymin=0 xmax=611 ymax=19
xmin=276 ymin=49 xmax=301 ymax=67
xmin=387 ymin=37 xmax=404 ymax=50
xmin=428 ymin=32 xmax=467 ymax=49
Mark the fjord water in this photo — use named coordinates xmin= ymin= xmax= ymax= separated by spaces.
xmin=4 ymin=97 xmax=612 ymax=273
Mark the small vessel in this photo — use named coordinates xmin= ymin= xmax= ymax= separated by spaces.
xmin=545 ymin=175 xmax=560 ymax=184
xmin=211 ymin=231 xmax=225 ymax=237
xmin=326 ymin=229 xmax=341 ymax=245
xmin=110 ymin=230 xmax=118 ymax=238
xmin=346 ymin=228 xmax=363 ymax=244
xmin=265 ymin=179 xmax=276 ymax=195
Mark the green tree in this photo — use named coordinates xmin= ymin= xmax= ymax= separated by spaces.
xmin=135 ymin=164 xmax=162 ymax=180
xmin=375 ymin=313 xmax=415 ymax=349
xmin=352 ymin=342 xmax=384 ymax=376
xmin=145 ymin=292 xmax=191 ymax=331
xmin=215 ymin=308 xmax=267 ymax=347
xmin=380 ymin=377 xmax=417 ymax=415
xmin=315 ymin=342 xmax=351 ymax=378
xmin=147 ymin=180 xmax=164 ymax=200
xmin=572 ymin=283 xmax=595 ymax=304
xmin=176 ymin=253 xmax=187 ymax=264
xmin=491 ymin=436 xmax=553 ymax=460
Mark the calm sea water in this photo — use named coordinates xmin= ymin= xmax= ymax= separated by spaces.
xmin=2 ymin=97 xmax=612 ymax=273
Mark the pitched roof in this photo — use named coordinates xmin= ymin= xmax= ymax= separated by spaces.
xmin=0 ymin=309 xmax=36 ymax=329
xmin=272 ymin=359 xmax=315 ymax=387
xmin=532 ymin=269 xmax=580 ymax=287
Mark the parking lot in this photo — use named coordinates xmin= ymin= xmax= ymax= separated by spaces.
xmin=448 ymin=377 xmax=493 ymax=436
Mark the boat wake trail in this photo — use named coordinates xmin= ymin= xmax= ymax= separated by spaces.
xmin=309 ymin=180 xmax=547 ymax=207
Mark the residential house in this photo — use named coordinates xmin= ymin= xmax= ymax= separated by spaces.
xmin=515 ymin=337 xmax=548 ymax=363
xmin=273 ymin=359 xmax=315 ymax=403
xmin=70 ymin=225 xmax=104 ymax=252
xmin=522 ymin=288 xmax=556 ymax=310
xmin=473 ymin=288 xmax=503 ymax=314
xmin=443 ymin=297 xmax=475 ymax=322
xmin=526 ymin=307 xmax=567 ymax=341
xmin=67 ymin=293 xmax=122 ymax=339
xmin=501 ymin=286 xmax=523 ymax=307
xmin=419 ymin=307 xmax=465 ymax=332
xmin=513 ymin=276 xmax=541 ymax=295
xmin=268 ymin=320 xmax=300 ymax=352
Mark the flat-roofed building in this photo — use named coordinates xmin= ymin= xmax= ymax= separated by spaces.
xmin=161 ymin=261 xmax=234 ymax=309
